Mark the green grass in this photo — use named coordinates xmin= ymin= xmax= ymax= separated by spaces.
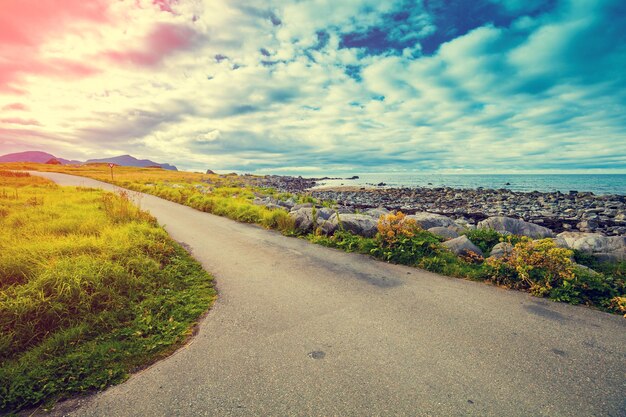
xmin=0 ymin=171 xmax=216 ymax=413
xmin=0 ymin=163 xmax=299 ymax=235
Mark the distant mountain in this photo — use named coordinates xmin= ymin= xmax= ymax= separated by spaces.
xmin=0 ymin=151 xmax=83 ymax=165
xmin=0 ymin=151 xmax=177 ymax=171
xmin=0 ymin=151 xmax=58 ymax=163
xmin=86 ymin=155 xmax=178 ymax=171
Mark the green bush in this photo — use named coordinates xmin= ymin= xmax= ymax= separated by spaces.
xmin=371 ymin=233 xmax=442 ymax=265
xmin=485 ymin=238 xmax=575 ymax=295
xmin=549 ymin=266 xmax=622 ymax=307
xmin=463 ymin=228 xmax=503 ymax=255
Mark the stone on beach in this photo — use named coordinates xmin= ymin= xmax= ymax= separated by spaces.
xmin=320 ymin=213 xmax=339 ymax=236
xmin=289 ymin=207 xmax=338 ymax=234
xmin=289 ymin=207 xmax=316 ymax=233
xmin=427 ymin=227 xmax=460 ymax=240
xmin=442 ymin=236 xmax=484 ymax=257
xmin=577 ymin=219 xmax=599 ymax=232
xmin=478 ymin=216 xmax=554 ymax=239
xmin=364 ymin=206 xmax=391 ymax=219
xmin=316 ymin=207 xmax=335 ymax=220
xmin=291 ymin=203 xmax=314 ymax=211
xmin=555 ymin=232 xmax=626 ymax=262
xmin=337 ymin=213 xmax=379 ymax=238
xmin=406 ymin=212 xmax=457 ymax=229
xmin=253 ymin=196 xmax=295 ymax=210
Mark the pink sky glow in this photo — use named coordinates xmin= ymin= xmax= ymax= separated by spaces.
xmin=0 ymin=0 xmax=205 ymax=160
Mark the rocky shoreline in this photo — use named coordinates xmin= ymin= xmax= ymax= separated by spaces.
xmin=309 ymin=187 xmax=626 ymax=236
xmin=243 ymin=175 xmax=626 ymax=262
xmin=239 ymin=174 xmax=625 ymax=237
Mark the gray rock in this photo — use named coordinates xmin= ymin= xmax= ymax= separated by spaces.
xmin=337 ymin=213 xmax=378 ymax=238
xmin=551 ymin=236 xmax=569 ymax=248
xmin=289 ymin=208 xmax=316 ymax=233
xmin=277 ymin=198 xmax=296 ymax=210
xmin=252 ymin=197 xmax=288 ymax=211
xmin=442 ymin=236 xmax=484 ymax=257
xmin=489 ymin=242 xmax=513 ymax=259
xmin=577 ymin=219 xmax=599 ymax=232
xmin=556 ymin=232 xmax=625 ymax=262
xmin=478 ymin=216 xmax=554 ymax=239
xmin=290 ymin=202 xmax=314 ymax=212
xmin=406 ymin=212 xmax=456 ymax=229
xmin=320 ymin=213 xmax=339 ymax=236
xmin=364 ymin=206 xmax=390 ymax=219
xmin=337 ymin=206 xmax=355 ymax=214
xmin=427 ymin=227 xmax=459 ymax=240
xmin=265 ymin=203 xmax=284 ymax=210
xmin=316 ymin=207 xmax=335 ymax=221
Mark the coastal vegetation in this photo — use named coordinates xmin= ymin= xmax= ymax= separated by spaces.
xmin=309 ymin=213 xmax=625 ymax=314
xmin=0 ymin=171 xmax=216 ymax=413
xmin=2 ymin=163 xmax=624 ymax=317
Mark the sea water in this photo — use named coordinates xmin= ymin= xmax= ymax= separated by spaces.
xmin=313 ymin=174 xmax=626 ymax=195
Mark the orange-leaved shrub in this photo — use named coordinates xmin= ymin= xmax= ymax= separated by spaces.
xmin=609 ymin=296 xmax=626 ymax=318
xmin=372 ymin=212 xmax=442 ymax=264
xmin=376 ymin=212 xmax=422 ymax=247
xmin=485 ymin=237 xmax=575 ymax=295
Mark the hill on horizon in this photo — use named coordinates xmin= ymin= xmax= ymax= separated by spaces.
xmin=0 ymin=151 xmax=177 ymax=171
xmin=0 ymin=151 xmax=80 ymax=165
xmin=86 ymin=155 xmax=177 ymax=171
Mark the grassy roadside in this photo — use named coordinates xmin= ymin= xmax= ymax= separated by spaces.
xmin=4 ymin=163 xmax=299 ymax=234
xmin=4 ymin=163 xmax=625 ymax=316
xmin=0 ymin=171 xmax=216 ymax=413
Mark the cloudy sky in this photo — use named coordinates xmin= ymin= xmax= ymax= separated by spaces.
xmin=1 ymin=0 xmax=625 ymax=173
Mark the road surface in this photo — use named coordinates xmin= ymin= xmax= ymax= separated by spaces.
xmin=30 ymin=172 xmax=626 ymax=417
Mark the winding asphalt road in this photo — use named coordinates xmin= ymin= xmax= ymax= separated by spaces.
xmin=31 ymin=172 xmax=625 ymax=417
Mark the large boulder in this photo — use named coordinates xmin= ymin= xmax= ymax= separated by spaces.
xmin=427 ymin=227 xmax=459 ymax=240
xmin=478 ymin=216 xmax=554 ymax=239
xmin=406 ymin=212 xmax=457 ymax=229
xmin=290 ymin=203 xmax=314 ymax=211
xmin=289 ymin=208 xmax=316 ymax=233
xmin=442 ymin=236 xmax=484 ymax=257
xmin=277 ymin=198 xmax=296 ymax=210
xmin=289 ymin=207 xmax=337 ymax=234
xmin=316 ymin=207 xmax=335 ymax=221
xmin=556 ymin=232 xmax=626 ymax=262
xmin=364 ymin=206 xmax=390 ymax=219
xmin=337 ymin=213 xmax=378 ymax=238
xmin=253 ymin=197 xmax=285 ymax=211
xmin=320 ymin=213 xmax=339 ymax=236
